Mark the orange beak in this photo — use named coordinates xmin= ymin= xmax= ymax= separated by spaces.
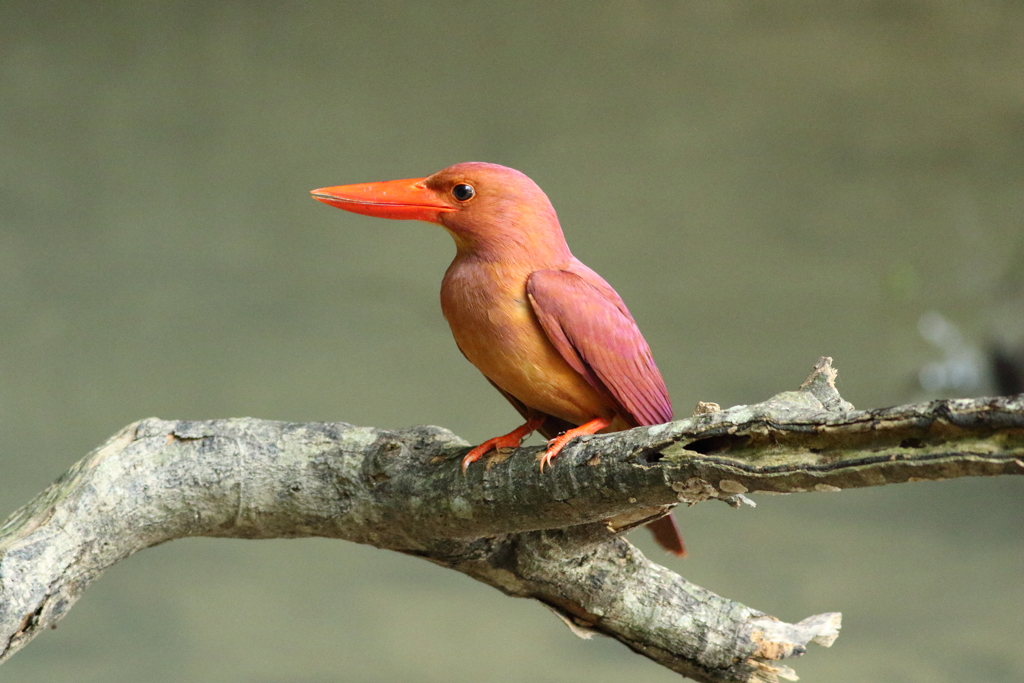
xmin=311 ymin=177 xmax=455 ymax=223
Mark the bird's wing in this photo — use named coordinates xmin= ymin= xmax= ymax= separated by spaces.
xmin=527 ymin=265 xmax=673 ymax=427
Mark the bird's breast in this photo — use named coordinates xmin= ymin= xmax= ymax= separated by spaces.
xmin=440 ymin=260 xmax=612 ymax=425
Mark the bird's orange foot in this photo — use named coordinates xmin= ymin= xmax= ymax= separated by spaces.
xmin=538 ymin=416 xmax=613 ymax=473
xmin=462 ymin=416 xmax=544 ymax=473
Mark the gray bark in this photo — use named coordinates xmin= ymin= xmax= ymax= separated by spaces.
xmin=1 ymin=358 xmax=1021 ymax=682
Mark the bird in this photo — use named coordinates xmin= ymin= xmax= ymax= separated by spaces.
xmin=311 ymin=162 xmax=685 ymax=556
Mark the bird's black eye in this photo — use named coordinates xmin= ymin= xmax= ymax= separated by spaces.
xmin=452 ymin=183 xmax=475 ymax=202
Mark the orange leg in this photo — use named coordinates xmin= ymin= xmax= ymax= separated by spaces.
xmin=539 ymin=416 xmax=613 ymax=473
xmin=462 ymin=415 xmax=545 ymax=473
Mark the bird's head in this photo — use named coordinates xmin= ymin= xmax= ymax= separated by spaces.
xmin=312 ymin=162 xmax=569 ymax=262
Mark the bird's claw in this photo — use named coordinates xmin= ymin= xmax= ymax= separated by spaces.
xmin=537 ymin=415 xmax=613 ymax=473
xmin=462 ymin=417 xmax=543 ymax=474
xmin=537 ymin=434 xmax=572 ymax=473
xmin=461 ymin=442 xmax=497 ymax=474
xmin=538 ymin=450 xmax=555 ymax=473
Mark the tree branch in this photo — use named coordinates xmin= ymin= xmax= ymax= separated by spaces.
xmin=1 ymin=358 xmax=1021 ymax=681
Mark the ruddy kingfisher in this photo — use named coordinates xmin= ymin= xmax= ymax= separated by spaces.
xmin=312 ymin=162 xmax=684 ymax=556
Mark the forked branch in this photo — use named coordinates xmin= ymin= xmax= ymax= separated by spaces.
xmin=1 ymin=359 xmax=1021 ymax=682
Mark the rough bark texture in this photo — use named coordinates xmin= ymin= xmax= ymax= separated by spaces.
xmin=1 ymin=359 xmax=1021 ymax=681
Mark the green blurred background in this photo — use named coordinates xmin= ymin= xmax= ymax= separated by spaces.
xmin=2 ymin=2 xmax=1022 ymax=681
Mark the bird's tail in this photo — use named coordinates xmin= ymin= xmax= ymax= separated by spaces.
xmin=647 ymin=515 xmax=687 ymax=557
